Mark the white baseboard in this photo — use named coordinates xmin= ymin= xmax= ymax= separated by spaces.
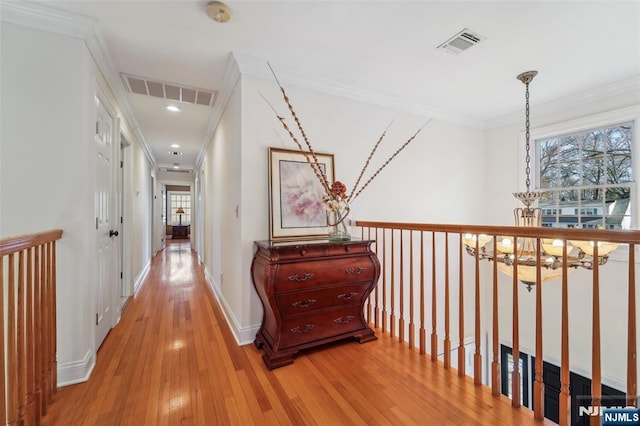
xmin=133 ymin=259 xmax=151 ymax=293
xmin=203 ymin=266 xmax=260 ymax=346
xmin=57 ymin=349 xmax=95 ymax=387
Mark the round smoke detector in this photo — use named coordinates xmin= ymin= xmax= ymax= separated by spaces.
xmin=207 ymin=1 xmax=231 ymax=23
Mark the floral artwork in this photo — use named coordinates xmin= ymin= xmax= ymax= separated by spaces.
xmin=279 ymin=160 xmax=327 ymax=228
xmin=269 ymin=147 xmax=335 ymax=240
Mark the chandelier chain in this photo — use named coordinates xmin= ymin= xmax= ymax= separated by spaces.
xmin=525 ymin=81 xmax=531 ymax=192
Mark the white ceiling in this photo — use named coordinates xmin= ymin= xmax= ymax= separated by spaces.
xmin=29 ymin=0 xmax=640 ymax=172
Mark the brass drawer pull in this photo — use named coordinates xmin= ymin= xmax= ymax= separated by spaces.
xmin=345 ymin=266 xmax=366 ymax=275
xmin=290 ymin=324 xmax=314 ymax=334
xmin=334 ymin=316 xmax=355 ymax=324
xmin=288 ymin=273 xmax=314 ymax=282
xmin=292 ymin=299 xmax=317 ymax=308
xmin=337 ymin=291 xmax=358 ymax=300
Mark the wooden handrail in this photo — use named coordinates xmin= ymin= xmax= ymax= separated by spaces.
xmin=0 ymin=230 xmax=63 ymax=257
xmin=1 ymin=229 xmax=63 ymax=425
xmin=356 ymin=220 xmax=640 ymax=243
xmin=356 ymin=220 xmax=638 ymax=424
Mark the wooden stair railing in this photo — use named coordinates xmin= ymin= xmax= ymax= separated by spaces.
xmin=356 ymin=221 xmax=639 ymax=426
xmin=1 ymin=230 xmax=63 ymax=425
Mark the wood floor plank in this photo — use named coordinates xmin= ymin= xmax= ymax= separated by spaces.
xmin=42 ymin=241 xmax=553 ymax=425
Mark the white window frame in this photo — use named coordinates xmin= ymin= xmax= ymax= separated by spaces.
xmin=524 ymin=105 xmax=640 ymax=261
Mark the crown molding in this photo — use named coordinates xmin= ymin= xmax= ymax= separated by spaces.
xmin=1 ymin=1 xmax=158 ymax=168
xmin=232 ymin=53 xmax=488 ymax=130
xmin=487 ymin=75 xmax=640 ymax=129
xmin=84 ymin=26 xmax=158 ymax=169
xmin=195 ymin=52 xmax=241 ymax=171
xmin=0 ymin=0 xmax=94 ymax=38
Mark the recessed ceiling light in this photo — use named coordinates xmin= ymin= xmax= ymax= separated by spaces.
xmin=170 ymin=144 xmax=181 ymax=148
xmin=165 ymin=105 xmax=181 ymax=112
xmin=173 ymin=165 xmax=180 ymax=169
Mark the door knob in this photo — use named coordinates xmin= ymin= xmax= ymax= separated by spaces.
xmin=109 ymin=230 xmax=119 ymax=237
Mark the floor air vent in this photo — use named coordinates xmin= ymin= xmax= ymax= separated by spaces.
xmin=120 ymin=73 xmax=216 ymax=107
xmin=437 ymin=28 xmax=485 ymax=54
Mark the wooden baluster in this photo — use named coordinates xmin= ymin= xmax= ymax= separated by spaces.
xmin=533 ymin=239 xmax=544 ymax=420
xmin=458 ymin=235 xmax=465 ymax=377
xmin=491 ymin=237 xmax=500 ymax=396
xmin=1 ymin=256 xmax=6 ymax=425
xmin=366 ymin=227 xmax=372 ymax=324
xmin=474 ymin=235 xmax=481 ymax=385
xmin=628 ymin=244 xmax=637 ymax=407
xmin=382 ymin=229 xmax=387 ymax=334
xmin=17 ymin=250 xmax=26 ymax=423
xmin=33 ymin=245 xmax=42 ymax=418
xmin=8 ymin=253 xmax=17 ymax=424
xmin=373 ymin=228 xmax=380 ymax=328
xmin=420 ymin=232 xmax=426 ymax=355
xmin=399 ymin=230 xmax=404 ymax=343
xmin=559 ymin=240 xmax=571 ymax=426
xmin=25 ymin=247 xmax=36 ymax=423
xmin=512 ymin=236 xmax=521 ymax=407
xmin=51 ymin=241 xmax=58 ymax=396
xmin=432 ymin=232 xmax=438 ymax=362
xmin=590 ymin=244 xmax=601 ymax=426
xmin=41 ymin=243 xmax=49 ymax=412
xmin=390 ymin=230 xmax=396 ymax=339
xmin=444 ymin=233 xmax=451 ymax=369
xmin=409 ymin=231 xmax=415 ymax=350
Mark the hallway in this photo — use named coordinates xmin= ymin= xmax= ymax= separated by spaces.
xmin=42 ymin=240 xmax=547 ymax=425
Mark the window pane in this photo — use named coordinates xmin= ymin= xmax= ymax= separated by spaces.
xmin=606 ymin=124 xmax=633 ymax=184
xmin=582 ymin=129 xmax=606 ymax=186
xmin=559 ymin=135 xmax=580 ymax=187
xmin=606 ymin=187 xmax=631 ymax=230
xmin=538 ymin=139 xmax=559 ymax=188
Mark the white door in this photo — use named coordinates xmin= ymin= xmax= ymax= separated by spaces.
xmin=95 ymin=96 xmax=117 ymax=349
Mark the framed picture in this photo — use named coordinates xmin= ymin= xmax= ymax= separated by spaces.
xmin=268 ymin=147 xmax=334 ymax=240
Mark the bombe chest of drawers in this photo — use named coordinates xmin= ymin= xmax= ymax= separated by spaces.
xmin=251 ymin=239 xmax=380 ymax=369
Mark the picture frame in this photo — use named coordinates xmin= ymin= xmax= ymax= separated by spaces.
xmin=268 ymin=147 xmax=335 ymax=240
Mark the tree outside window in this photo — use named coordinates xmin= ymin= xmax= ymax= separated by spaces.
xmin=536 ymin=121 xmax=633 ymax=229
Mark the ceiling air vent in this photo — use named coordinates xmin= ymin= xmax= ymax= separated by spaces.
xmin=437 ymin=28 xmax=485 ymax=55
xmin=162 ymin=168 xmax=193 ymax=173
xmin=120 ymin=73 xmax=216 ymax=107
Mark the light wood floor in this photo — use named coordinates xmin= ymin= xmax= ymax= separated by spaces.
xmin=42 ymin=240 xmax=551 ymax=425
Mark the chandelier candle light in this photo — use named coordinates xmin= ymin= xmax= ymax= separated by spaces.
xmin=463 ymin=70 xmax=618 ymax=290
xmin=263 ymin=63 xmax=431 ymax=241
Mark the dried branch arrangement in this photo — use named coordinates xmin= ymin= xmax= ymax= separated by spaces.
xmin=263 ymin=62 xmax=431 ymax=204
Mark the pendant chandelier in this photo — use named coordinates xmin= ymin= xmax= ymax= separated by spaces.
xmin=463 ymin=71 xmax=618 ymax=291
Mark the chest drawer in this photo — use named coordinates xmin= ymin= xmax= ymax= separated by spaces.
xmin=275 ymin=256 xmax=374 ymax=292
xmin=279 ymin=306 xmax=364 ymax=348
xmin=276 ymin=282 xmax=368 ymax=316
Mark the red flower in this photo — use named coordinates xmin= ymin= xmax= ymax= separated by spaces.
xmin=330 ymin=181 xmax=347 ymax=198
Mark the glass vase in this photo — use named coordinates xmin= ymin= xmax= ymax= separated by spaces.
xmin=326 ymin=203 xmax=350 ymax=241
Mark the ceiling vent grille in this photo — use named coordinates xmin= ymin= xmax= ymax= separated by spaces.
xmin=437 ymin=28 xmax=485 ymax=55
xmin=162 ymin=168 xmax=193 ymax=173
xmin=120 ymin=73 xmax=216 ymax=107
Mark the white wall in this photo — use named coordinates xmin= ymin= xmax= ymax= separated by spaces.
xmin=485 ymin=87 xmax=640 ymax=391
xmin=1 ymin=21 xmax=155 ymax=385
xmin=200 ymin=73 xmax=243 ymax=338
xmin=198 ymin=58 xmax=488 ymax=345
xmin=1 ymin=22 xmax=96 ymax=381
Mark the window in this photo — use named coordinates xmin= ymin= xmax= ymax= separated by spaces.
xmin=500 ymin=344 xmax=530 ymax=408
xmin=169 ymin=192 xmax=191 ymax=225
xmin=536 ymin=121 xmax=633 ymax=230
